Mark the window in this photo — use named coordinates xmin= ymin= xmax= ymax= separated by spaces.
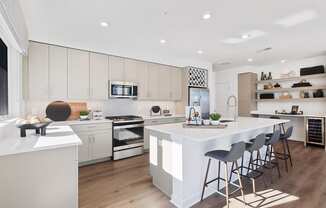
xmin=0 ymin=38 xmax=8 ymax=115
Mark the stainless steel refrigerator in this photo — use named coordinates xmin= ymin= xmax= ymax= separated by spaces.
xmin=188 ymin=87 xmax=210 ymax=119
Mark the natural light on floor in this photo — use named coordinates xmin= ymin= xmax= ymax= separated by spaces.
xmin=223 ymin=189 xmax=299 ymax=208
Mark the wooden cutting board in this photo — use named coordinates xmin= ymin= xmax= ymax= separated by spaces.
xmin=67 ymin=102 xmax=88 ymax=120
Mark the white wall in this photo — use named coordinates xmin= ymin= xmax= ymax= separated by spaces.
xmin=214 ymin=55 xmax=326 ymax=141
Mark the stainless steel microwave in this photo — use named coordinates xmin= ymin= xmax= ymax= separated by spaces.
xmin=109 ymin=81 xmax=138 ymax=99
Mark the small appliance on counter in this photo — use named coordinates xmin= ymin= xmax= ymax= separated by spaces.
xmin=150 ymin=106 xmax=161 ymax=116
xmin=92 ymin=110 xmax=103 ymax=120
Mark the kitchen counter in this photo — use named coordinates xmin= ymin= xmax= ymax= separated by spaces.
xmin=54 ymin=118 xmax=113 ymax=125
xmin=0 ymin=119 xmax=82 ymax=157
xmin=142 ymin=114 xmax=185 ymax=120
xmin=146 ymin=117 xmax=289 ymax=208
xmin=146 ymin=117 xmax=288 ymax=143
xmin=251 ymin=111 xmax=326 ymax=118
xmin=0 ymin=118 xmax=80 ymax=208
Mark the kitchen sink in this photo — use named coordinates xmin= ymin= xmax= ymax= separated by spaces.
xmin=220 ymin=120 xmax=234 ymax=123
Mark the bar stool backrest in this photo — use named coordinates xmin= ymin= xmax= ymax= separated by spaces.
xmin=283 ymin=126 xmax=293 ymax=139
xmin=269 ymin=130 xmax=281 ymax=145
xmin=226 ymin=142 xmax=246 ymax=162
xmin=250 ymin=134 xmax=266 ymax=150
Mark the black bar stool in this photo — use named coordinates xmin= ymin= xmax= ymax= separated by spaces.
xmin=201 ymin=142 xmax=246 ymax=208
xmin=267 ymin=126 xmax=294 ymax=172
xmin=264 ymin=130 xmax=282 ymax=180
xmin=230 ymin=134 xmax=266 ymax=196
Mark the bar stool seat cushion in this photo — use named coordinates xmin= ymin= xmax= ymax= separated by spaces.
xmin=205 ymin=150 xmax=229 ymax=161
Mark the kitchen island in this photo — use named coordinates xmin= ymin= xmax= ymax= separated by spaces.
xmin=145 ymin=117 xmax=289 ymax=208
xmin=0 ymin=119 xmax=81 ymax=208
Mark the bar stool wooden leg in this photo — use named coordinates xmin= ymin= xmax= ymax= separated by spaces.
xmin=235 ymin=161 xmax=246 ymax=206
xmin=285 ymin=138 xmax=293 ymax=167
xmin=271 ymin=145 xmax=281 ymax=178
xmin=224 ymin=162 xmax=230 ymax=208
xmin=218 ymin=160 xmax=221 ymax=190
xmin=229 ymin=161 xmax=234 ymax=182
xmin=281 ymin=139 xmax=289 ymax=172
xmin=201 ymin=158 xmax=211 ymax=201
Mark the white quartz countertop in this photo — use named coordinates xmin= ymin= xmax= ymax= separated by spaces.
xmin=251 ymin=111 xmax=326 ymax=118
xmin=54 ymin=119 xmax=112 ymax=125
xmin=0 ymin=119 xmax=82 ymax=157
xmin=145 ymin=117 xmax=289 ymax=142
xmin=142 ymin=114 xmax=185 ymax=120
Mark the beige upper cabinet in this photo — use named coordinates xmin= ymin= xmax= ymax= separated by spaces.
xmin=109 ymin=56 xmax=125 ymax=81
xmin=67 ymin=49 xmax=90 ymax=99
xmin=28 ymin=42 xmax=49 ymax=100
xmin=158 ymin=65 xmax=171 ymax=100
xmin=170 ymin=67 xmax=182 ymax=101
xmin=90 ymin=53 xmax=109 ymax=100
xmin=147 ymin=63 xmax=161 ymax=100
xmin=135 ymin=62 xmax=148 ymax=100
xmin=48 ymin=45 xmax=68 ymax=99
xmin=124 ymin=59 xmax=141 ymax=82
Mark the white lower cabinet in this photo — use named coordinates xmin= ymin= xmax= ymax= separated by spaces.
xmin=144 ymin=116 xmax=185 ymax=150
xmin=71 ymin=123 xmax=112 ymax=165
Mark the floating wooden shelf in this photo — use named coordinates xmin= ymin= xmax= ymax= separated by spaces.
xmin=257 ymin=73 xmax=326 ymax=84
xmin=256 ymin=97 xmax=326 ymax=102
xmin=256 ymin=86 xmax=326 ymax=93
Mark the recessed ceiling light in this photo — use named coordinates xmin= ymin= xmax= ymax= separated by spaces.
xmin=197 ymin=50 xmax=203 ymax=54
xmin=281 ymin=59 xmax=286 ymax=63
xmin=241 ymin=34 xmax=250 ymax=39
xmin=100 ymin=22 xmax=109 ymax=27
xmin=248 ymin=58 xmax=253 ymax=62
xmin=160 ymin=39 xmax=166 ymax=44
xmin=202 ymin=12 xmax=211 ymax=20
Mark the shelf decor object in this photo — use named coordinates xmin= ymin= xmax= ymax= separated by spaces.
xmin=257 ymin=73 xmax=326 ymax=84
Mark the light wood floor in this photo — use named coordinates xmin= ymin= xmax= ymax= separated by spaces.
xmin=79 ymin=142 xmax=326 ymax=208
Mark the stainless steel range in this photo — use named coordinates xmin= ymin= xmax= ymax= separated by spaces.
xmin=106 ymin=115 xmax=144 ymax=160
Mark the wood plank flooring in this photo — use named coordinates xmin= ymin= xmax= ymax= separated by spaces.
xmin=79 ymin=142 xmax=326 ymax=208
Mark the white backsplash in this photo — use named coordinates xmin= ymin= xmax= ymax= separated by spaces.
xmin=25 ymin=99 xmax=177 ymax=118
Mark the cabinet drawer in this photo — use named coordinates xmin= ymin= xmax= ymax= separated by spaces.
xmin=71 ymin=122 xmax=112 ymax=133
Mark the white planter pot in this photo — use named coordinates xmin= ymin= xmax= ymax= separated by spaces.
xmin=210 ymin=120 xmax=220 ymax=125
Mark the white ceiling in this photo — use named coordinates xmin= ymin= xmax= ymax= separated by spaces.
xmin=19 ymin=0 xmax=326 ymax=70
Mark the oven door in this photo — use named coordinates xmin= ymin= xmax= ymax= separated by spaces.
xmin=113 ymin=122 xmax=144 ymax=159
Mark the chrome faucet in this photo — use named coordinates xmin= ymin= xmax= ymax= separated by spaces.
xmin=227 ymin=95 xmax=238 ymax=121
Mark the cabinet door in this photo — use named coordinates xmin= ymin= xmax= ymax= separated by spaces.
xmin=78 ymin=133 xmax=90 ymax=163
xmin=67 ymin=49 xmax=90 ymax=99
xmin=49 ymin=45 xmax=68 ymax=99
xmin=158 ymin=65 xmax=171 ymax=100
xmin=91 ymin=131 xmax=113 ymax=160
xmin=147 ymin=63 xmax=160 ymax=100
xmin=109 ymin=56 xmax=125 ymax=81
xmin=136 ymin=62 xmax=148 ymax=99
xmin=124 ymin=59 xmax=139 ymax=82
xmin=28 ymin=42 xmax=49 ymax=100
xmin=170 ymin=67 xmax=182 ymax=101
xmin=90 ymin=53 xmax=109 ymax=100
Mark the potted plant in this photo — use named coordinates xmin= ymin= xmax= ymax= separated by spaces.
xmin=209 ymin=113 xmax=221 ymax=125
xmin=79 ymin=111 xmax=89 ymax=120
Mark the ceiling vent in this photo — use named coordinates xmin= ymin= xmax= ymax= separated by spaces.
xmin=256 ymin=47 xmax=272 ymax=53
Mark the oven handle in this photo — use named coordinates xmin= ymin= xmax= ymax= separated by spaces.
xmin=114 ymin=123 xmax=144 ymax=129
